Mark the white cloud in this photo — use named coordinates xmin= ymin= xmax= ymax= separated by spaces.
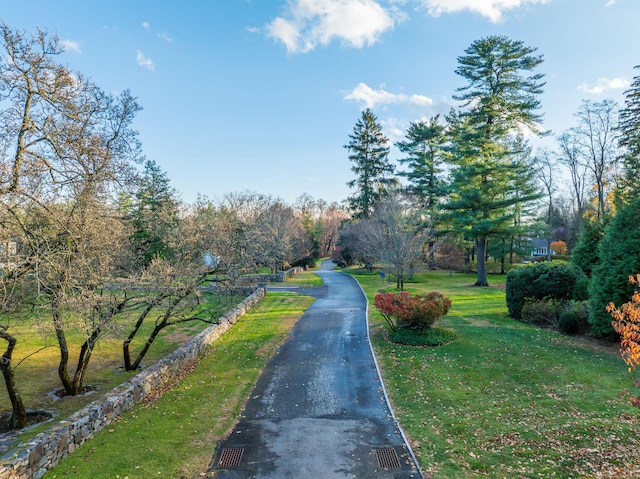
xmin=136 ymin=50 xmax=155 ymax=72
xmin=142 ymin=21 xmax=150 ymax=30
xmin=418 ymin=0 xmax=549 ymax=23
xmin=266 ymin=0 xmax=403 ymax=53
xmin=157 ymin=31 xmax=173 ymax=43
xmin=606 ymin=0 xmax=617 ymax=5
xmin=578 ymin=77 xmax=630 ymax=95
xmin=344 ymin=82 xmax=433 ymax=108
xmin=380 ymin=117 xmax=406 ymax=143
xmin=61 ymin=39 xmax=81 ymax=54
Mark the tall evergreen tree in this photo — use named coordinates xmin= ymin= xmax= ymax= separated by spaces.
xmin=345 ymin=108 xmax=395 ymax=219
xmin=396 ymin=116 xmax=447 ymax=269
xmin=444 ymin=36 xmax=546 ymax=286
xmin=619 ymin=65 xmax=640 ymax=197
xmin=127 ymin=160 xmax=181 ymax=270
xmin=396 ymin=116 xmax=447 ymax=204
xmin=588 ymin=196 xmax=640 ymax=339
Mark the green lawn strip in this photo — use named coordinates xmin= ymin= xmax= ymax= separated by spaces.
xmin=347 ymin=268 xmax=640 ymax=479
xmin=283 ymin=270 xmax=323 ymax=287
xmin=42 ymin=292 xmax=314 ymax=479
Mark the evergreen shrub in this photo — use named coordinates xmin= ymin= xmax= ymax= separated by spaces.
xmin=389 ymin=327 xmax=456 ymax=346
xmin=506 ymin=262 xmax=587 ymax=318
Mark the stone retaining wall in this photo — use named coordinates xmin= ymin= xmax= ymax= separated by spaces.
xmin=0 ymin=287 xmax=266 ymax=479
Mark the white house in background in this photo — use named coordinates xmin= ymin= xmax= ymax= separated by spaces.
xmin=529 ymin=238 xmax=554 ymax=258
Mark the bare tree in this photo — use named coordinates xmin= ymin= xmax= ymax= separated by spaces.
xmin=535 ymin=149 xmax=557 ymax=261
xmin=256 ymin=202 xmax=304 ymax=273
xmin=217 ymin=191 xmax=275 ymax=276
xmin=556 ymin=130 xmax=589 ymax=229
xmin=336 ymin=220 xmax=378 ymax=271
xmin=0 ymin=23 xmax=142 ymax=396
xmin=121 ymin=259 xmax=237 ymax=371
xmin=318 ymin=202 xmax=349 ymax=257
xmin=573 ymin=99 xmax=620 ymax=222
xmin=369 ymin=193 xmax=425 ymax=290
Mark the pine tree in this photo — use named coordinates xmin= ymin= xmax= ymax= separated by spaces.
xmin=127 ymin=160 xmax=181 ymax=270
xmin=444 ymin=36 xmax=545 ymax=286
xmin=345 ymin=109 xmax=395 ymax=219
xmin=589 ymin=196 xmax=640 ymax=339
xmin=396 ymin=116 xmax=447 ymax=269
xmin=619 ymin=65 xmax=640 ymax=197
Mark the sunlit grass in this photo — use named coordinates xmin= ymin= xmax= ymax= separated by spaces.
xmin=346 ymin=267 xmax=640 ymax=479
xmin=282 ymin=270 xmax=323 ymax=287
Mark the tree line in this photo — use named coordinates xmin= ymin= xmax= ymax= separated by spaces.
xmin=338 ymin=33 xmax=640 ymax=330
xmin=0 ymin=23 xmax=347 ymax=429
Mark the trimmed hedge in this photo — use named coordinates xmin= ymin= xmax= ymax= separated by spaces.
xmin=505 ymin=262 xmax=588 ymax=319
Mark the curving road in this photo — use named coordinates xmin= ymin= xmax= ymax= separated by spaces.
xmin=206 ymin=260 xmax=422 ymax=478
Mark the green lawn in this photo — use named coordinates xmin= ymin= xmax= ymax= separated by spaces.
xmin=348 ymin=268 xmax=640 ymax=479
xmin=283 ymin=269 xmax=324 ymax=287
xmin=42 ymin=292 xmax=314 ymax=479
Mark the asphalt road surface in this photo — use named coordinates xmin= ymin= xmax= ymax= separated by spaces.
xmin=206 ymin=261 xmax=422 ymax=479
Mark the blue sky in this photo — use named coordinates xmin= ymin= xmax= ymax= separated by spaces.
xmin=2 ymin=0 xmax=638 ymax=204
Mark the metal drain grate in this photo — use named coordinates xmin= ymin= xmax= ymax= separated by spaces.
xmin=218 ymin=448 xmax=244 ymax=468
xmin=375 ymin=447 xmax=401 ymax=469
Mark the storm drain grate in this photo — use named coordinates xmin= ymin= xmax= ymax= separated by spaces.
xmin=218 ymin=448 xmax=244 ymax=468
xmin=375 ymin=447 xmax=401 ymax=469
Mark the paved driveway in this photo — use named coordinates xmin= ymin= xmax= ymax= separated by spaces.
xmin=206 ymin=261 xmax=422 ymax=478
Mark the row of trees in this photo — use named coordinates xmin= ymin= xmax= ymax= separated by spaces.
xmin=342 ymin=36 xmax=545 ymax=287
xmin=340 ymin=34 xmax=640 ymax=306
xmin=0 ymin=23 xmax=347 ymax=429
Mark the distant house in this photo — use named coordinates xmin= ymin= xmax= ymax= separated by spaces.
xmin=529 ymin=238 xmax=554 ymax=258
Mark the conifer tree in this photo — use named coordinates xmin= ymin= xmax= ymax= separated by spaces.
xmin=345 ymin=109 xmax=395 ymax=219
xmin=127 ymin=160 xmax=181 ymax=270
xmin=444 ymin=36 xmax=545 ymax=286
xmin=619 ymin=65 xmax=640 ymax=197
xmin=396 ymin=116 xmax=447 ymax=269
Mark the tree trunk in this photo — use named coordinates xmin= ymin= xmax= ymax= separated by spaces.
xmin=124 ymin=301 xmax=157 ymax=370
xmin=428 ymin=240 xmax=436 ymax=270
xmin=0 ymin=329 xmax=28 ymax=429
xmin=509 ymin=236 xmax=515 ymax=264
xmin=71 ymin=328 xmax=101 ymax=395
xmin=475 ymin=237 xmax=489 ymax=286
xmin=52 ymin=296 xmax=75 ymax=396
xmin=126 ymin=288 xmax=193 ymax=371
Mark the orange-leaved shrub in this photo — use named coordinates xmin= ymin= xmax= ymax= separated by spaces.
xmin=607 ymin=274 xmax=640 ymax=409
xmin=374 ymin=291 xmax=451 ymax=332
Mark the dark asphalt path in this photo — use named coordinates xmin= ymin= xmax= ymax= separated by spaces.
xmin=206 ymin=261 xmax=422 ymax=478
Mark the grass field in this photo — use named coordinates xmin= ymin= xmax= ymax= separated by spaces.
xmin=348 ymin=268 xmax=640 ymax=479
